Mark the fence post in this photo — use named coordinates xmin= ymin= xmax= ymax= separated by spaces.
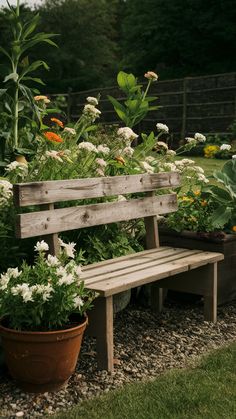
xmin=67 ymin=87 xmax=72 ymax=123
xmin=181 ymin=77 xmax=188 ymax=141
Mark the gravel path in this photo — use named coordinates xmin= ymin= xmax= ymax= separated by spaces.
xmin=0 ymin=299 xmax=236 ymax=418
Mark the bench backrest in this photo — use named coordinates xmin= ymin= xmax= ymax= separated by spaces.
xmin=13 ymin=172 xmax=180 ymax=254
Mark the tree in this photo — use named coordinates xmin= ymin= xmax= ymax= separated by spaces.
xmin=122 ymin=0 xmax=236 ymax=79
xmin=34 ymin=0 xmax=119 ymax=92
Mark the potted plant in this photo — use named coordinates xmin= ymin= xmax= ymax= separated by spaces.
xmin=0 ymin=239 xmax=96 ymax=393
xmin=160 ymin=158 xmax=236 ymax=305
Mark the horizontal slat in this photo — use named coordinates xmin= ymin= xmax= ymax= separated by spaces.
xmin=86 ymin=251 xmax=224 ymax=296
xmin=16 ymin=194 xmax=178 ymax=239
xmin=13 ymin=172 xmax=180 ymax=207
xmin=84 ymin=249 xmax=201 ymax=286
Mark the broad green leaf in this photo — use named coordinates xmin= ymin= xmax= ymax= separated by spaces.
xmin=4 ymin=72 xmax=19 ymax=83
xmin=211 ymin=206 xmax=232 ymax=228
xmin=108 ymin=95 xmax=126 ymax=113
xmin=19 ymin=60 xmax=50 ymax=79
xmin=22 ymin=76 xmax=45 ymax=85
xmin=22 ymin=14 xmax=40 ymax=39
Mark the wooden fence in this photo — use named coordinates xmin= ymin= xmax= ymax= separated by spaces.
xmin=52 ymin=72 xmax=236 ymax=143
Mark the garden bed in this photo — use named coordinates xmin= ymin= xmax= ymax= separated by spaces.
xmin=0 ymin=300 xmax=236 ymax=417
xmin=159 ymin=228 xmax=236 ymax=305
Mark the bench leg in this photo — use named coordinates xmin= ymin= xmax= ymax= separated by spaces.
xmin=203 ymin=263 xmax=217 ymax=323
xmin=87 ymin=296 xmax=114 ymax=372
xmin=151 ymin=285 xmax=167 ymax=313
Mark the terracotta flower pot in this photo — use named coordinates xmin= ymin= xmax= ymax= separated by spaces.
xmin=0 ymin=316 xmax=88 ymax=393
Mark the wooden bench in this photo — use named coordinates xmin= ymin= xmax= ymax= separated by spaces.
xmin=13 ymin=172 xmax=224 ymax=372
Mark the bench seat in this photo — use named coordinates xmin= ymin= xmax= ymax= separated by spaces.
xmin=83 ymin=246 xmax=224 ymax=296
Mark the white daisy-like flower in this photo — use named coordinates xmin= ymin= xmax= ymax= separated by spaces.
xmin=34 ymin=240 xmax=49 ymax=252
xmin=86 ymin=96 xmax=98 ymax=106
xmin=194 ymin=133 xmax=206 ymax=143
xmin=78 ymin=141 xmax=98 ymax=153
xmin=156 ymin=123 xmax=169 ymax=133
xmin=220 ymin=144 xmax=231 ymax=151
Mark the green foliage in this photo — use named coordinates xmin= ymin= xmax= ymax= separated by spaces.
xmin=108 ymin=71 xmax=159 ymax=128
xmin=166 ymin=190 xmax=215 ymax=233
xmin=204 ymin=159 xmax=236 ymax=231
xmin=122 ymin=0 xmax=236 ymax=79
xmin=0 ymin=241 xmax=96 ymax=331
xmin=0 ymin=1 xmax=57 ymax=159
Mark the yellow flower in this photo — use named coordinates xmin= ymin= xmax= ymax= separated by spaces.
xmin=194 ymin=190 xmax=200 ymax=196
xmin=201 ymin=200 xmax=207 ymax=207
xmin=182 ymin=196 xmax=194 ymax=203
xmin=232 ymin=226 xmax=236 ymax=232
xmin=115 ymin=156 xmax=125 ymax=165
xmin=34 ymin=95 xmax=50 ymax=104
xmin=51 ymin=117 xmax=64 ymax=128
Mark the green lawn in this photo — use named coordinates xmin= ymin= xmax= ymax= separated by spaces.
xmin=54 ymin=343 xmax=236 ymax=419
xmin=188 ymin=157 xmax=225 ymax=177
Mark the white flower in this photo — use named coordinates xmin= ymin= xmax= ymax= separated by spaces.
xmin=0 ymin=180 xmax=12 ymax=206
xmin=175 ymin=159 xmax=195 ymax=167
xmin=32 ymin=284 xmax=54 ymax=301
xmin=96 ymin=168 xmax=105 ymax=177
xmin=166 ymin=150 xmax=176 ymax=156
xmin=122 ymin=146 xmax=134 ymax=157
xmin=232 ymin=155 xmax=236 ymax=159
xmin=11 ymin=283 xmax=34 ymax=303
xmin=194 ymin=133 xmax=206 ymax=143
xmin=73 ymin=296 xmax=84 ymax=309
xmin=198 ymin=173 xmax=209 ymax=183
xmin=59 ymin=239 xmax=76 ymax=258
xmin=220 ymin=144 xmax=231 ymax=151
xmin=7 ymin=267 xmax=22 ymax=278
xmin=117 ymin=195 xmax=127 ymax=202
xmin=145 ymin=156 xmax=155 ymax=163
xmin=83 ymin=104 xmax=101 ymax=120
xmin=156 ymin=141 xmax=168 ymax=150
xmin=56 ymin=266 xmax=67 ymax=277
xmin=95 ymin=158 xmax=107 ymax=168
xmin=139 ymin=161 xmax=154 ymax=173
xmin=46 ymin=255 xmax=60 ymax=267
xmin=144 ymin=71 xmax=158 ymax=81
xmin=162 ymin=163 xmax=177 ymax=171
xmin=193 ymin=165 xmax=204 ymax=174
xmin=86 ymin=96 xmax=98 ymax=106
xmin=64 ymin=127 xmax=76 ymax=135
xmin=58 ymin=274 xmax=74 ymax=286
xmin=97 ymin=144 xmax=110 ymax=155
xmin=73 ymin=264 xmax=82 ymax=278
xmin=5 ymin=161 xmax=28 ymax=177
xmin=78 ymin=141 xmax=98 ymax=153
xmin=156 ymin=123 xmax=169 ymax=133
xmin=185 ymin=137 xmax=196 ymax=144
xmin=117 ymin=127 xmax=138 ymax=143
xmin=34 ymin=240 xmax=49 ymax=252
xmin=0 ymin=273 xmax=10 ymax=290
xmin=45 ymin=150 xmax=63 ymax=162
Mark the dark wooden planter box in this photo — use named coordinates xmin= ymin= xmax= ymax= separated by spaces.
xmin=159 ymin=229 xmax=236 ymax=305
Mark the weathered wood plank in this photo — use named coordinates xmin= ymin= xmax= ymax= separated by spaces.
xmin=86 ymin=252 xmax=224 ymax=296
xmin=144 ymin=191 xmax=160 ymax=249
xmin=13 ymin=172 xmax=180 ymax=207
xmin=16 ymin=194 xmax=178 ymax=238
xmin=83 ymin=249 xmax=198 ymax=283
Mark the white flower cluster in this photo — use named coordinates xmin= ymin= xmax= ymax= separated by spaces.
xmin=64 ymin=127 xmax=76 ymax=135
xmin=5 ymin=161 xmax=28 ymax=177
xmin=58 ymin=238 xmax=76 ymax=258
xmin=174 ymin=159 xmax=209 ymax=184
xmin=86 ymin=96 xmax=99 ymax=106
xmin=194 ymin=133 xmax=206 ymax=142
xmin=122 ymin=146 xmax=134 ymax=157
xmin=78 ymin=141 xmax=98 ymax=153
xmin=45 ymin=150 xmax=63 ymax=162
xmin=156 ymin=141 xmax=168 ymax=151
xmin=0 ymin=268 xmax=21 ymax=291
xmin=232 ymin=155 xmax=236 ymax=159
xmin=83 ymin=104 xmax=101 ymax=121
xmin=0 ymin=180 xmax=12 ymax=206
xmin=139 ymin=161 xmax=154 ymax=174
xmin=97 ymin=144 xmax=110 ymax=155
xmin=220 ymin=144 xmax=231 ymax=151
xmin=156 ymin=123 xmax=169 ymax=134
xmin=117 ymin=127 xmax=138 ymax=145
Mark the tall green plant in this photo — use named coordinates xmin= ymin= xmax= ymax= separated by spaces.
xmin=0 ymin=0 xmax=57 ymax=158
xmin=108 ymin=71 xmax=159 ymax=128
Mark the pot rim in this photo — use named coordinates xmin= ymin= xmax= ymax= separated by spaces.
xmin=0 ymin=314 xmax=88 ymax=337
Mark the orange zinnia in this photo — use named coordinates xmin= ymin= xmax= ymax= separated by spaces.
xmin=232 ymin=226 xmax=236 ymax=232
xmin=44 ymin=131 xmax=63 ymax=143
xmin=51 ymin=117 xmax=64 ymax=128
